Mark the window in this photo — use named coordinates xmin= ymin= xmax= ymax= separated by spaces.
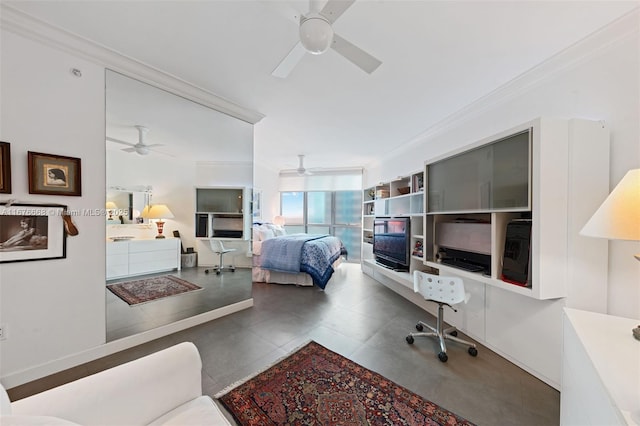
xmin=280 ymin=190 xmax=362 ymax=261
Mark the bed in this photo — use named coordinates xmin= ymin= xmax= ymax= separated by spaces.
xmin=252 ymin=224 xmax=345 ymax=289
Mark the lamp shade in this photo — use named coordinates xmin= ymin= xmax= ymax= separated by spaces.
xmin=141 ymin=204 xmax=174 ymax=220
xmin=273 ymin=215 xmax=286 ymax=226
xmin=580 ymin=168 xmax=640 ymax=241
xmin=105 ymin=201 xmax=118 ymax=210
xmin=299 ymin=15 xmax=333 ymax=54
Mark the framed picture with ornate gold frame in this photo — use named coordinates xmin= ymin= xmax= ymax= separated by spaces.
xmin=0 ymin=142 xmax=11 ymax=194
xmin=28 ymin=151 xmax=82 ymax=196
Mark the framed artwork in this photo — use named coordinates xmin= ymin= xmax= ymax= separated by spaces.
xmin=0 ymin=204 xmax=67 ymax=263
xmin=0 ymin=142 xmax=10 ymax=194
xmin=28 ymin=151 xmax=82 ymax=196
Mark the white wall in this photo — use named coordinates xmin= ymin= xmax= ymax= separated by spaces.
xmin=0 ymin=31 xmax=107 ymax=376
xmin=367 ymin=10 xmax=640 ymax=319
xmin=0 ymin=19 xmax=258 ymax=387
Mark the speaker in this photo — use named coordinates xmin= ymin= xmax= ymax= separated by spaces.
xmin=501 ymin=219 xmax=532 ymax=287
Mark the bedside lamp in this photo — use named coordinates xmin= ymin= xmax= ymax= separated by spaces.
xmin=105 ymin=201 xmax=118 ymax=220
xmin=580 ymin=168 xmax=640 ymax=340
xmin=580 ymin=168 xmax=640 ymax=260
xmin=141 ymin=204 xmax=174 ymax=239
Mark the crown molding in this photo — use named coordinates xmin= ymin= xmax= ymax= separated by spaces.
xmin=0 ymin=4 xmax=265 ymax=125
xmin=372 ymin=7 xmax=640 ymax=167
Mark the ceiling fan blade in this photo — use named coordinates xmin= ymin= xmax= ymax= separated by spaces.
xmin=272 ymin=41 xmax=307 ymax=78
xmin=143 ymin=143 xmax=164 ymax=148
xmin=331 ymin=33 xmax=382 ymax=74
xmin=107 ymin=136 xmax=135 ymax=147
xmin=320 ymin=0 xmax=355 ymax=24
xmin=122 ymin=147 xmax=136 ymax=153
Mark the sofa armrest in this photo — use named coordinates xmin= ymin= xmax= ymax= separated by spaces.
xmin=11 ymin=342 xmax=203 ymax=426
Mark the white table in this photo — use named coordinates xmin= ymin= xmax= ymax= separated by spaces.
xmin=561 ymin=307 xmax=640 ymax=425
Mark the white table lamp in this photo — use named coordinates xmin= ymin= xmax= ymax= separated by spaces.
xmin=141 ymin=204 xmax=174 ymax=239
xmin=580 ymin=168 xmax=640 ymax=260
xmin=580 ymin=168 xmax=640 ymax=340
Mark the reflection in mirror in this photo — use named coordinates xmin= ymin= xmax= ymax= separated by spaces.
xmin=106 ymin=70 xmax=253 ymax=342
xmin=106 ymin=186 xmax=151 ymax=224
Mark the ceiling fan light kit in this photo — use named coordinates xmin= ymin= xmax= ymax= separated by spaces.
xmin=272 ymin=0 xmax=381 ymax=78
xmin=299 ymin=14 xmax=333 ymax=54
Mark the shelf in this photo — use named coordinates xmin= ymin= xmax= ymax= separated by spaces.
xmin=425 ymin=261 xmax=537 ymax=298
xmin=363 ymin=259 xmax=412 ymax=289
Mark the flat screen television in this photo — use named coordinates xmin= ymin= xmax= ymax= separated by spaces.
xmin=373 ymin=217 xmax=410 ymax=271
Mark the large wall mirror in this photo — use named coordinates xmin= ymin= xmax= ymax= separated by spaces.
xmin=105 ymin=70 xmax=253 ymax=342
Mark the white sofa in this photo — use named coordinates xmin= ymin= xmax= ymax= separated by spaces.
xmin=0 ymin=342 xmax=233 ymax=425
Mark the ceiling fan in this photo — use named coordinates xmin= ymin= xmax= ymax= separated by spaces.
xmin=272 ymin=0 xmax=382 ymax=78
xmin=280 ymin=154 xmax=315 ymax=176
xmin=106 ymin=125 xmax=168 ymax=156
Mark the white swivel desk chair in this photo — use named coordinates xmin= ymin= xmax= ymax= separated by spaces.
xmin=204 ymin=239 xmax=237 ymax=275
xmin=406 ymin=270 xmax=478 ymax=362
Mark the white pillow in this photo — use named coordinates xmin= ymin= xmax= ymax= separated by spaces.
xmin=258 ymin=227 xmax=275 ymax=241
xmin=273 ymin=225 xmax=286 ymax=237
xmin=0 ymin=416 xmax=81 ymax=426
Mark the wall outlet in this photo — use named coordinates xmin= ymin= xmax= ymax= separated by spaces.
xmin=0 ymin=324 xmax=6 ymax=340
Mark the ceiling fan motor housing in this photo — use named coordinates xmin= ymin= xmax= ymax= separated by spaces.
xmin=299 ymin=14 xmax=333 ymax=54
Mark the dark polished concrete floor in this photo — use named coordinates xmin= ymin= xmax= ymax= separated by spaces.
xmin=106 ymin=266 xmax=252 ymax=341
xmin=11 ymin=263 xmax=560 ymax=425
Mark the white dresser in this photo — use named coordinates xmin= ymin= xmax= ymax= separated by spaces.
xmin=561 ymin=308 xmax=640 ymax=425
xmin=106 ymin=238 xmax=181 ymax=280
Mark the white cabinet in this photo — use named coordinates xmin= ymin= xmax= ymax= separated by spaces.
xmin=361 ymin=117 xmax=610 ymax=389
xmin=424 ymin=117 xmax=609 ymax=300
xmin=561 ymin=308 xmax=640 ymax=425
xmin=106 ymin=239 xmax=181 ymax=280
xmin=106 ymin=242 xmax=128 ymax=279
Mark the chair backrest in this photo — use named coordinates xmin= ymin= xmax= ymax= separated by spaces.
xmin=413 ymin=270 xmax=468 ymax=305
xmin=209 ymin=239 xmax=225 ymax=253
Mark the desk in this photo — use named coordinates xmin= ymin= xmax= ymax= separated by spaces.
xmin=561 ymin=308 xmax=640 ymax=425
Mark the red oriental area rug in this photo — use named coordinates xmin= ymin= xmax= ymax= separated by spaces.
xmin=217 ymin=341 xmax=475 ymax=426
xmin=107 ymin=275 xmax=202 ymax=305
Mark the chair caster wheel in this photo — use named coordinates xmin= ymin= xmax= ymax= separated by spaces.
xmin=205 ymin=270 xmax=209 ymax=274
xmin=231 ymin=268 xmax=235 ymax=272
xmin=415 ymin=323 xmax=423 ymax=332
xmin=438 ymin=352 xmax=448 ymax=362
xmin=468 ymin=347 xmax=478 ymax=357
xmin=216 ymin=271 xmax=221 ymax=275
xmin=406 ymin=335 xmax=414 ymax=344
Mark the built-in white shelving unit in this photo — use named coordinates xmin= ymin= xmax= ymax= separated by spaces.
xmin=361 ymin=117 xmax=610 ymax=389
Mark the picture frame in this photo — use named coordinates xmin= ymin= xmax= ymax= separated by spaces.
xmin=0 ymin=204 xmax=67 ymax=263
xmin=0 ymin=142 xmax=10 ymax=194
xmin=28 ymin=151 xmax=82 ymax=196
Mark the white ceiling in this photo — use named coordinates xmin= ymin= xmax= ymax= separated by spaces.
xmin=6 ymin=0 xmax=639 ymax=172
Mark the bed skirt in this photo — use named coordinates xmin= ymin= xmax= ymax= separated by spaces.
xmin=252 ymin=257 xmax=343 ymax=287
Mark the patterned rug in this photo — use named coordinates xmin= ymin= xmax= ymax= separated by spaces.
xmin=107 ymin=275 xmax=202 ymax=305
xmin=217 ymin=341 xmax=475 ymax=426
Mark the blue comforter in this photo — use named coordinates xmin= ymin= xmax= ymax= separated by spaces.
xmin=260 ymin=234 xmax=343 ymax=289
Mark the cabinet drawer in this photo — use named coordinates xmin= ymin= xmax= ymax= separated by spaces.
xmin=128 ymin=239 xmax=178 ymax=253
xmin=129 ymin=254 xmax=179 ymax=275
xmin=106 ymin=242 xmax=129 ymax=255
